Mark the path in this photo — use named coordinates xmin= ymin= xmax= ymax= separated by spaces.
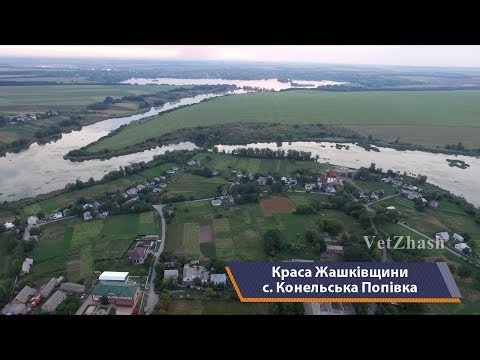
xmin=170 ymin=197 xmax=213 ymax=205
xmin=23 ymin=216 xmax=76 ymax=241
xmin=145 ymin=204 xmax=166 ymax=314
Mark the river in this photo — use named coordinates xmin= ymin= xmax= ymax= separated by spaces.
xmin=121 ymin=77 xmax=348 ymax=90
xmin=216 ymin=142 xmax=480 ymax=207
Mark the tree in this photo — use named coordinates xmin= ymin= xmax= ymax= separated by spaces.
xmin=458 ymin=265 xmax=472 ymax=278
xmin=264 ymin=229 xmax=285 ymax=256
xmin=101 ymin=295 xmax=109 ymax=305
xmin=369 ymin=162 xmax=376 ymax=172
xmin=270 ymin=182 xmax=284 ymax=194
xmin=205 ymin=287 xmax=217 ymax=298
xmin=155 ymin=292 xmax=171 ymax=313
xmin=343 ymin=246 xmax=373 ymax=262
xmin=270 ymin=302 xmax=304 ymax=315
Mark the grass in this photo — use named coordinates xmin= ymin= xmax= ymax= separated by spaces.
xmin=165 ymin=173 xmax=226 ymax=200
xmin=192 ymin=152 xmax=326 ymax=175
xmin=88 ymin=90 xmax=480 ymax=152
xmin=183 ymin=222 xmax=202 ymax=259
xmin=0 ymin=84 xmax=183 ymax=114
xmin=24 ymin=212 xmax=157 ymax=284
xmin=165 ymin=193 xmax=365 ymax=262
xmin=167 ymin=299 xmax=270 ymax=315
xmin=353 ymin=180 xmax=398 ymax=195
xmin=374 ymin=196 xmax=480 ymax=247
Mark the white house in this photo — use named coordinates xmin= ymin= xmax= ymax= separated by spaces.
xmin=210 ymin=274 xmax=227 ymax=286
xmin=27 ymin=215 xmax=39 ymax=225
xmin=52 ymin=212 xmax=63 ymax=220
xmin=386 ymin=206 xmax=396 ymax=211
xmin=305 ymin=183 xmax=316 ymax=191
xmin=188 ymin=160 xmax=197 ymax=166
xmin=280 ymin=176 xmax=288 ymax=183
xmin=455 ymin=243 xmax=471 ymax=253
xmin=435 ymin=232 xmax=450 ymax=242
xmin=83 ymin=211 xmax=93 ymax=221
xmin=136 ymin=184 xmax=146 ymax=191
xmin=164 ymin=269 xmax=179 ymax=281
xmin=99 ymin=271 xmax=129 ymax=282
xmin=211 ymin=199 xmax=222 ymax=207
xmin=126 ymin=188 xmax=138 ymax=196
xmin=3 ymin=222 xmax=15 ymax=230
xmin=21 ymin=258 xmax=33 ymax=274
xmin=452 ymin=233 xmax=464 ymax=243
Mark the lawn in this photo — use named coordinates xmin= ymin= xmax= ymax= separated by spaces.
xmin=24 ymin=212 xmax=157 ymax=284
xmin=88 ymin=90 xmax=480 ymax=152
xmin=167 ymin=299 xmax=270 ymax=315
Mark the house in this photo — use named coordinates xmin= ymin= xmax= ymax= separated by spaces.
xmin=3 ymin=222 xmax=15 ymax=230
xmin=326 ymin=171 xmax=337 ymax=183
xmin=429 ymin=200 xmax=440 ymax=208
xmin=289 ymin=179 xmax=298 ymax=186
xmin=153 ymin=187 xmax=163 ymax=193
xmin=81 ymin=203 xmax=93 ymax=211
xmin=455 ymin=243 xmax=471 ymax=253
xmin=435 ymin=232 xmax=450 ymax=242
xmin=27 ymin=215 xmax=39 ymax=225
xmin=164 ymin=269 xmax=179 ymax=281
xmin=21 ymin=258 xmax=33 ymax=274
xmin=221 ymin=195 xmax=234 ymax=205
xmin=183 ymin=262 xmax=209 ymax=286
xmin=305 ymin=183 xmax=316 ymax=191
xmin=13 ymin=285 xmax=36 ymax=304
xmin=136 ymin=184 xmax=146 ymax=191
xmin=126 ymin=188 xmax=138 ymax=197
xmin=93 ymin=201 xmax=101 ymax=209
xmin=153 ymin=177 xmax=161 ymax=183
xmin=99 ymin=271 xmax=129 ymax=282
xmin=188 ymin=160 xmax=197 ymax=166
xmin=236 ymin=172 xmax=244 ymax=179
xmin=386 ymin=206 xmax=396 ymax=211
xmin=91 ymin=281 xmax=141 ymax=307
xmin=158 ymin=183 xmax=167 ymax=188
xmin=403 ymin=184 xmax=418 ymax=191
xmin=172 ymin=167 xmax=179 ymax=171
xmin=380 ymin=177 xmax=392 ymax=183
xmin=421 ymin=197 xmax=428 ymax=203
xmin=318 ymin=174 xmax=327 ymax=185
xmin=40 ymin=277 xmax=58 ymax=298
xmin=326 ymin=186 xmax=336 ymax=194
xmin=41 ymin=290 xmax=67 ymax=313
xmin=60 ymin=283 xmax=86 ymax=293
xmin=83 ymin=211 xmax=93 ymax=221
xmin=159 ymin=176 xmax=166 ymax=180
xmin=98 ymin=211 xmax=109 ymax=219
xmin=128 ymin=247 xmax=147 ymax=263
xmin=51 ymin=212 xmax=63 ymax=220
xmin=211 ymin=199 xmax=222 ymax=207
xmin=257 ymin=176 xmax=267 ymax=186
xmin=326 ymin=245 xmax=344 ymax=254
xmin=166 ymin=169 xmax=176 ymax=174
xmin=212 ymin=170 xmax=219 ymax=176
xmin=281 ymin=176 xmax=288 ymax=183
xmin=370 ymin=192 xmax=379 ymax=200
xmin=452 ymin=233 xmax=464 ymax=243
xmin=210 ymin=274 xmax=227 ymax=286
xmin=1 ymin=303 xmax=28 ymax=315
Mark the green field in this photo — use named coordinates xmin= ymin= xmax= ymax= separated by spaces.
xmin=192 ymin=152 xmax=326 ymax=175
xmin=167 ymin=299 xmax=270 ymax=315
xmin=165 ymin=194 xmax=364 ymax=262
xmin=88 ymin=90 xmax=480 ymax=153
xmin=353 ymin=180 xmax=398 ymax=195
xmin=24 ymin=212 xmax=157 ymax=284
xmin=165 ymin=172 xmax=226 ymax=200
xmin=0 ymin=84 xmax=182 ymax=114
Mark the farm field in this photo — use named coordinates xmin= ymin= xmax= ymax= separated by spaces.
xmin=88 ymin=90 xmax=480 ymax=153
xmin=373 ymin=196 xmax=480 ymax=247
xmin=165 ymin=193 xmax=364 ymax=262
xmin=191 ymin=152 xmax=327 ymax=175
xmin=165 ymin=172 xmax=226 ymax=200
xmin=0 ymin=84 xmax=182 ymax=114
xmin=20 ymin=162 xmax=177 ymax=216
xmin=22 ymin=212 xmax=157 ymax=285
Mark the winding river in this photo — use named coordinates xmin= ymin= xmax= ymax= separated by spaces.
xmin=0 ymin=78 xmax=479 ymax=207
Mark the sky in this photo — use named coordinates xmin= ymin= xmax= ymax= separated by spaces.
xmin=1 ymin=45 xmax=480 ymax=67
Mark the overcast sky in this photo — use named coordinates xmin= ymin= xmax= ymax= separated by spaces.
xmin=1 ymin=45 xmax=480 ymax=67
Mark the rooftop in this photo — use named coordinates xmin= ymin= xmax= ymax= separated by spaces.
xmin=99 ymin=271 xmax=129 ymax=282
xmin=92 ymin=281 xmax=139 ymax=299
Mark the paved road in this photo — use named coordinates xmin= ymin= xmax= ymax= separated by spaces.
xmin=145 ymin=204 xmax=166 ymax=314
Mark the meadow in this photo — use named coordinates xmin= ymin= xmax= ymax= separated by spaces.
xmin=22 ymin=212 xmax=157 ymax=285
xmin=88 ymin=90 xmax=480 ymax=153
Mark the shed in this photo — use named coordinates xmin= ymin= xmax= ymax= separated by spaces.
xmin=99 ymin=271 xmax=129 ymax=282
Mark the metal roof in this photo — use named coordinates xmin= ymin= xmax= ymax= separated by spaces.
xmin=99 ymin=271 xmax=129 ymax=282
